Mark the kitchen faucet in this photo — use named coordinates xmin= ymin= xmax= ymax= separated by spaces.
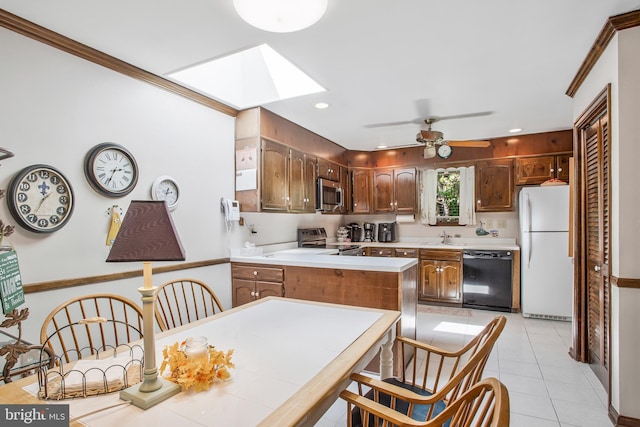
xmin=440 ymin=230 xmax=448 ymax=244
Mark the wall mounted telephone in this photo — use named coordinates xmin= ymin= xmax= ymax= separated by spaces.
xmin=220 ymin=198 xmax=240 ymax=221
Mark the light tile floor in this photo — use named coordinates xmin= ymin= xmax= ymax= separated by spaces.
xmin=316 ymin=307 xmax=613 ymax=427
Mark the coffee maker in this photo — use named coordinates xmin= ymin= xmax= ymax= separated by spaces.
xmin=377 ymin=222 xmax=397 ymax=242
xmin=363 ymin=222 xmax=376 ymax=242
xmin=348 ymin=222 xmax=362 ymax=242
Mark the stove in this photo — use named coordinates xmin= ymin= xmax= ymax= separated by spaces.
xmin=297 ymin=228 xmax=361 ymax=255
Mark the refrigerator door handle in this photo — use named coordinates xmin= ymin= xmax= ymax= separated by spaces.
xmin=527 ymin=232 xmax=532 ymax=268
xmin=525 ymin=193 xmax=532 ymax=233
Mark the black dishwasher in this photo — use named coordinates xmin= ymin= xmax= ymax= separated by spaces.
xmin=462 ymin=250 xmax=513 ymax=312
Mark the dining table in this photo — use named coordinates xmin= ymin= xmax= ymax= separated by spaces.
xmin=0 ymin=297 xmax=400 ymax=426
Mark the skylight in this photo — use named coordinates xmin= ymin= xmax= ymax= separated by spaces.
xmin=166 ymin=44 xmax=325 ymax=109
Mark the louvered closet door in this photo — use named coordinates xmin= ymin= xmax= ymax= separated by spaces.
xmin=584 ymin=113 xmax=610 ymax=389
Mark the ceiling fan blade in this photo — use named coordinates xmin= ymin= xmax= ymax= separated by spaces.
xmin=364 ymin=119 xmax=422 ymax=128
xmin=447 ymin=140 xmax=492 ymax=148
xmin=429 ymin=111 xmax=494 ymax=122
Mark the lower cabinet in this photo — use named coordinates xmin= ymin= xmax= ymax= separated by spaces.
xmin=418 ymin=249 xmax=463 ymax=304
xmin=231 ymin=264 xmax=284 ymax=307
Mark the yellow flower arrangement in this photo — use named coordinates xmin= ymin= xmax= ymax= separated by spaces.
xmin=160 ymin=340 xmax=234 ymax=392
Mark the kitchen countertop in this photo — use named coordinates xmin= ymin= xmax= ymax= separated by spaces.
xmin=230 ymin=238 xmax=519 ymax=272
xmin=231 ymin=248 xmax=418 ymax=273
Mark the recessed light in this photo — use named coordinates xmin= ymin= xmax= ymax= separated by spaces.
xmin=377 ymin=145 xmax=388 ymax=149
xmin=509 ymin=128 xmax=522 ymax=133
xmin=314 ymin=102 xmax=329 ymax=109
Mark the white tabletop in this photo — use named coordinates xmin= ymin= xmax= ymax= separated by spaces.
xmin=21 ymin=298 xmax=399 ymax=427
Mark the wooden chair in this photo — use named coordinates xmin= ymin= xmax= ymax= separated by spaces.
xmin=40 ymin=294 xmax=143 ymax=364
xmin=154 ymin=278 xmax=224 ymax=331
xmin=343 ymin=315 xmax=506 ymax=426
xmin=341 ymin=377 xmax=509 ymax=427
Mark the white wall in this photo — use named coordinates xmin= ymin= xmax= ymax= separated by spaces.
xmin=0 ymin=27 xmax=240 ymax=342
xmin=572 ymin=26 xmax=640 ymax=419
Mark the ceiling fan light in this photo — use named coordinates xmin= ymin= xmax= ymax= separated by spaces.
xmin=423 ymin=146 xmax=436 ymax=159
xmin=233 ymin=0 xmax=328 ymax=33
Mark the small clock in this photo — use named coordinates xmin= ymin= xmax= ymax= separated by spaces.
xmin=437 ymin=144 xmax=453 ymax=159
xmin=151 ymin=175 xmax=180 ymax=210
xmin=84 ymin=143 xmax=139 ymax=197
xmin=7 ymin=164 xmax=75 ymax=233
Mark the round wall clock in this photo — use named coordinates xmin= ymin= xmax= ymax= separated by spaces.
xmin=7 ymin=164 xmax=75 ymax=233
xmin=151 ymin=175 xmax=180 ymax=210
xmin=84 ymin=142 xmax=139 ymax=197
xmin=437 ymin=144 xmax=453 ymax=159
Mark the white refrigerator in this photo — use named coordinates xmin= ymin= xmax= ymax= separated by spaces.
xmin=519 ymin=185 xmax=573 ymax=320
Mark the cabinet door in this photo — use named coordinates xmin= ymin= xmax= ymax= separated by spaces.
xmin=289 ymin=148 xmax=305 ymax=212
xmin=515 ymin=156 xmax=554 ymax=185
xmin=475 ymin=159 xmax=514 ymax=212
xmin=370 ymin=248 xmax=393 ymax=257
xmin=373 ymin=169 xmax=394 ymax=213
xmin=439 ymin=261 xmax=462 ymax=302
xmin=555 ymin=154 xmax=571 ymax=182
xmin=317 ymin=158 xmax=340 ymax=181
xmin=256 ymin=281 xmax=284 ymax=299
xmin=232 ymin=279 xmax=255 ymax=307
xmin=394 ymin=168 xmax=417 ymax=213
xmin=351 ymin=169 xmax=372 ymax=214
xmin=419 ymin=260 xmax=439 ymax=300
xmin=261 ymin=140 xmax=289 ymax=211
xmin=304 ymin=155 xmax=317 ymax=212
xmin=395 ymin=248 xmax=418 ymax=258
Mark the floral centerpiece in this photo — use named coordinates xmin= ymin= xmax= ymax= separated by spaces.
xmin=159 ymin=340 xmax=234 ymax=392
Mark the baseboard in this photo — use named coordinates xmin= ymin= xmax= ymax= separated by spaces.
xmin=610 ymin=404 xmax=640 ymax=427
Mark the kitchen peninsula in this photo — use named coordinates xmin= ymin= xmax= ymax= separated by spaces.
xmin=230 ymin=248 xmax=418 ymax=365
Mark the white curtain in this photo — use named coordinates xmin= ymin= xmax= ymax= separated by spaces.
xmin=420 ymin=166 xmax=476 ymax=226
xmin=420 ymin=169 xmax=438 ymax=225
xmin=458 ymin=166 xmax=476 ymax=225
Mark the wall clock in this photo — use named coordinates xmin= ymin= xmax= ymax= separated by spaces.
xmin=437 ymin=144 xmax=453 ymax=159
xmin=84 ymin=142 xmax=139 ymax=197
xmin=7 ymin=164 xmax=75 ymax=233
xmin=151 ymin=175 xmax=180 ymax=210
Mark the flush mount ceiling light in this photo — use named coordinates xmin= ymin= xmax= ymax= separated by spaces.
xmin=233 ymin=0 xmax=328 ymax=33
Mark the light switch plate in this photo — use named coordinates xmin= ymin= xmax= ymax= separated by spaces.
xmin=497 ymin=219 xmax=507 ymax=229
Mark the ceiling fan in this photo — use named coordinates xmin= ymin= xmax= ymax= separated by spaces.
xmin=417 ymin=118 xmax=491 ymax=159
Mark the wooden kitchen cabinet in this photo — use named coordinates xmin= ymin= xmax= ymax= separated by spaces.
xmin=317 ymin=158 xmax=341 ymax=181
xmin=231 ymin=264 xmax=284 ymax=307
xmin=419 ymin=249 xmax=463 ymax=304
xmin=394 ymin=248 xmax=418 ymax=258
xmin=515 ymin=154 xmax=572 ymax=185
xmin=289 ymin=148 xmax=316 ymax=212
xmin=351 ymin=168 xmax=372 ymax=214
xmin=475 ymin=159 xmax=514 ymax=212
xmin=373 ymin=168 xmax=417 ymax=214
xmin=365 ymin=247 xmax=394 ymax=257
xmin=261 ymin=140 xmax=289 ymax=211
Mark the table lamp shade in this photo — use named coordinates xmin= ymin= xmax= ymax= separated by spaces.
xmin=106 ymin=201 xmax=185 ymax=262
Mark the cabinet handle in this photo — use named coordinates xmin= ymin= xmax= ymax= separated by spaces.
xmin=255 ymin=290 xmax=260 ymax=297
xmin=594 ymin=265 xmax=601 ymax=272
xmin=253 ymin=271 xmax=258 ymax=276
xmin=550 ymin=168 xmax=554 ymax=172
xmin=557 ymin=167 xmax=563 ymax=172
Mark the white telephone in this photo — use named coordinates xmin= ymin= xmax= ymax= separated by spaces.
xmin=221 ymin=198 xmax=240 ymax=221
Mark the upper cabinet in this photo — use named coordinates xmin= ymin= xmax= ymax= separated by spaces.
xmin=475 ymin=159 xmax=514 ymax=212
xmin=235 ymin=107 xmax=347 ymax=213
xmin=317 ymin=158 xmax=341 ymax=181
xmin=372 ymin=168 xmax=417 ymax=214
xmin=351 ymin=168 xmax=372 ymax=214
xmin=290 ymin=148 xmax=316 ymax=213
xmin=261 ymin=140 xmax=290 ymax=211
xmin=515 ymin=154 xmax=571 ymax=185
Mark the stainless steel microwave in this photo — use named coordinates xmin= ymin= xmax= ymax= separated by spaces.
xmin=316 ymin=178 xmax=343 ymax=212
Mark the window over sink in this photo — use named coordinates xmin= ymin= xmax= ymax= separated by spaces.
xmin=421 ymin=166 xmax=476 ymax=226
